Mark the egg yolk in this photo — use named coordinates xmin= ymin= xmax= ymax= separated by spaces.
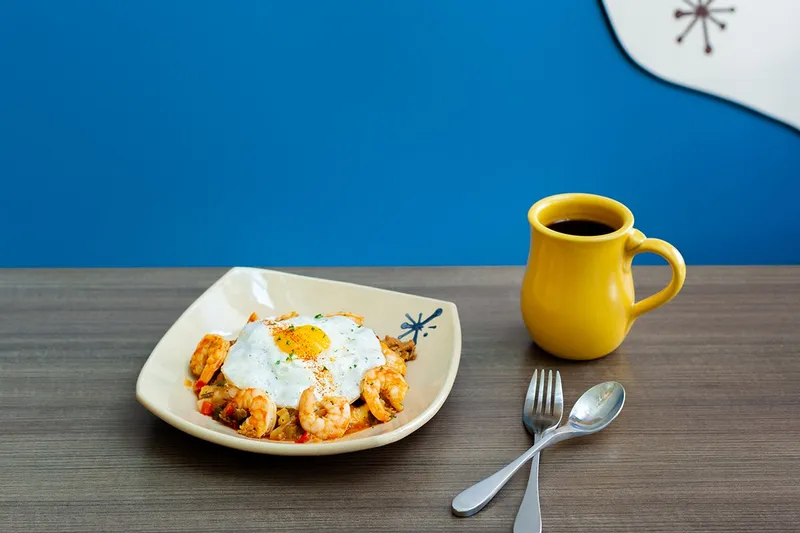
xmin=274 ymin=324 xmax=330 ymax=359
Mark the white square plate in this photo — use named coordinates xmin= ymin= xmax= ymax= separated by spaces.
xmin=136 ymin=267 xmax=461 ymax=456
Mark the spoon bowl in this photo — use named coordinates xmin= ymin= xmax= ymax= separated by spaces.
xmin=566 ymin=381 xmax=626 ymax=433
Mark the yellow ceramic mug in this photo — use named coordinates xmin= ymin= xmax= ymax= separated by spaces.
xmin=521 ymin=193 xmax=686 ymax=360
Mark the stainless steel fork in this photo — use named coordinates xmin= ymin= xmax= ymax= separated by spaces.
xmin=451 ymin=368 xmax=563 ymax=517
xmin=514 ymin=370 xmax=563 ymax=533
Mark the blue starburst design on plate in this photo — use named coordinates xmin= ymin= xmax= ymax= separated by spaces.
xmin=399 ymin=308 xmax=443 ymax=343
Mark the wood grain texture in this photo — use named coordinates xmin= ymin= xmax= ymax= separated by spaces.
xmin=1 ymin=267 xmax=799 ymax=533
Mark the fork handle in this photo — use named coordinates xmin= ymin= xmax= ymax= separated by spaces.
xmin=451 ymin=429 xmax=570 ymax=517
xmin=514 ymin=433 xmax=544 ymax=533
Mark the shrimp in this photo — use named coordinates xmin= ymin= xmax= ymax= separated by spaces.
xmin=325 ymin=312 xmax=364 ymax=326
xmin=361 ymin=367 xmax=408 ymax=423
xmin=190 ymin=334 xmax=231 ymax=378
xmin=381 ymin=341 xmax=406 ymax=376
xmin=196 ymin=336 xmax=232 ymax=385
xmin=297 ymin=387 xmax=351 ymax=440
xmin=234 ymin=388 xmax=277 ymax=438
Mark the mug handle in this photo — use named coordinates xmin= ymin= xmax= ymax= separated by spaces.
xmin=625 ymin=229 xmax=686 ymax=319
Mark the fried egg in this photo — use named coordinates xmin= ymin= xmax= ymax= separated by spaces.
xmin=220 ymin=314 xmax=386 ymax=408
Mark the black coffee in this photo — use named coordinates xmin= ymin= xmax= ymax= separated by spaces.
xmin=547 ymin=219 xmax=616 ymax=236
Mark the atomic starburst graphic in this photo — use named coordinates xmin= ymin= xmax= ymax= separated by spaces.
xmin=398 ymin=308 xmax=443 ymax=343
xmin=675 ymin=0 xmax=735 ymax=54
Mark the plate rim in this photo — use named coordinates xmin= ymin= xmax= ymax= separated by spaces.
xmin=136 ymin=266 xmax=462 ymax=456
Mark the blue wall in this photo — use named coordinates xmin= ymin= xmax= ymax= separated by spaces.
xmin=1 ymin=1 xmax=798 ymax=267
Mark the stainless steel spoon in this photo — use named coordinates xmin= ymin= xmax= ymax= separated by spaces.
xmin=451 ymin=381 xmax=626 ymax=517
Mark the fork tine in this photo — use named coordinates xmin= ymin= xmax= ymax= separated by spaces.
xmin=554 ymin=370 xmax=564 ymax=420
xmin=524 ymin=369 xmax=538 ymax=417
xmin=545 ymin=369 xmax=553 ymax=414
xmin=536 ymin=368 xmax=546 ymax=413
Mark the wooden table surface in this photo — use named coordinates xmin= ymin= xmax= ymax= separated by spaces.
xmin=1 ymin=267 xmax=799 ymax=532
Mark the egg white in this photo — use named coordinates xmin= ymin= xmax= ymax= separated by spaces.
xmin=220 ymin=315 xmax=386 ymax=408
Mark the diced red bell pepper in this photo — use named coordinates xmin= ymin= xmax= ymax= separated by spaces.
xmin=199 ymin=401 xmax=213 ymax=416
xmin=295 ymin=432 xmax=311 ymax=444
xmin=194 ymin=380 xmax=206 ymax=393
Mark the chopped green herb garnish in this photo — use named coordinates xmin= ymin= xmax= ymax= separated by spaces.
xmin=311 ymin=327 xmax=315 ymax=331
xmin=275 ymin=360 xmax=280 ymax=364
xmin=286 ymin=340 xmax=290 ymax=345
xmin=314 ymin=314 xmax=323 ymax=319
xmin=322 ymin=366 xmax=328 ymax=371
xmin=276 ymin=336 xmax=281 ymax=341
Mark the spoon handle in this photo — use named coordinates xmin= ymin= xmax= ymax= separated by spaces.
xmin=452 ymin=430 xmax=568 ymax=517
